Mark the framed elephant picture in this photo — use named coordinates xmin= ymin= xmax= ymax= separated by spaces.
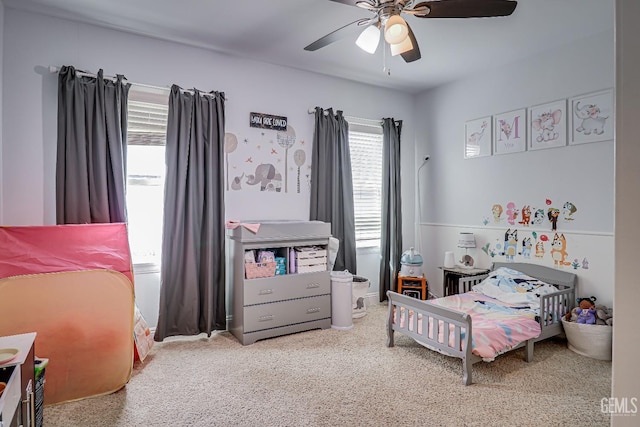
xmin=464 ymin=116 xmax=492 ymax=159
xmin=569 ymin=89 xmax=614 ymax=145
xmin=528 ymin=99 xmax=567 ymax=151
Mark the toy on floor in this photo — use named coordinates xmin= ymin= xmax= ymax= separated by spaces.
xmin=564 ymin=296 xmax=613 ymax=326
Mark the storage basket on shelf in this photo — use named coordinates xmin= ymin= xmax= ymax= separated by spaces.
xmin=245 ymin=261 xmax=277 ymax=279
xmin=561 ymin=319 xmax=612 ymax=361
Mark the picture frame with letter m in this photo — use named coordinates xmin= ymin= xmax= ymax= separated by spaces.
xmin=493 ymin=108 xmax=527 ymax=155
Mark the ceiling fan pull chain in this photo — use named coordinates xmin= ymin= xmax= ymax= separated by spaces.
xmin=383 ymin=42 xmax=391 ymax=76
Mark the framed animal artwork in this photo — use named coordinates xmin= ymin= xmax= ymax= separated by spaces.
xmin=568 ymin=89 xmax=614 ymax=145
xmin=528 ymin=99 xmax=567 ymax=150
xmin=493 ymin=108 xmax=527 ymax=155
xmin=464 ymin=116 xmax=492 ymax=159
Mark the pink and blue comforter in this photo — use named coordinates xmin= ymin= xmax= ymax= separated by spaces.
xmin=429 ymin=292 xmax=541 ymax=361
xmin=398 ymin=292 xmax=542 ymax=361
xmin=396 ymin=267 xmax=566 ymax=361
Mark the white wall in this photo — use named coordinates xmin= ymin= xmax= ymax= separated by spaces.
xmin=413 ymin=29 xmax=615 ymax=306
xmin=1 ymin=8 xmax=417 ymax=323
xmin=613 ymin=0 xmax=640 ymax=423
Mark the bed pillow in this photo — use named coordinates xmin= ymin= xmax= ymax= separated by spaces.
xmin=472 ymin=266 xmax=558 ymax=309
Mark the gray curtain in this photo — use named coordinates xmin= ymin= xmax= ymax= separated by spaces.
xmin=310 ymin=107 xmax=357 ymax=273
xmin=379 ymin=118 xmax=403 ymax=302
xmin=56 ymin=65 xmax=130 ymax=224
xmin=154 ymin=85 xmax=226 ymax=341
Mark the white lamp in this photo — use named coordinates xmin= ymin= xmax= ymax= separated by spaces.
xmin=384 ymin=15 xmax=409 ymax=45
xmin=390 ymin=35 xmax=413 ymax=56
xmin=458 ymin=232 xmax=476 ymax=267
xmin=355 ymin=25 xmax=381 ymax=54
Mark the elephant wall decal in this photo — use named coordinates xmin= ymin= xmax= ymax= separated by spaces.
xmin=245 ymin=163 xmax=282 ymax=192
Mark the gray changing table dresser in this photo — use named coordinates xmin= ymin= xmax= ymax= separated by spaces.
xmin=228 ymin=221 xmax=332 ymax=345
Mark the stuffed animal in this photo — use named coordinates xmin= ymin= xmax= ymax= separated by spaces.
xmin=595 ymin=304 xmax=614 ymax=326
xmin=575 ymin=296 xmax=597 ymax=324
xmin=564 ymin=296 xmax=614 ymax=326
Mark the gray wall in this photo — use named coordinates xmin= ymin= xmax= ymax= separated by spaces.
xmin=412 ymin=29 xmax=616 ymax=305
xmin=0 ymin=7 xmax=417 ymax=324
xmin=613 ymin=0 xmax=640 ymax=423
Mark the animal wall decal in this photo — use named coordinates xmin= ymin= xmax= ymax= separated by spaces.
xmin=226 ymin=123 xmax=310 ymax=194
xmin=550 ymin=233 xmax=571 ymax=268
xmin=231 ymin=173 xmax=244 ymax=191
xmin=486 ymin=199 xmax=578 ymax=232
xmin=491 ymin=204 xmax=503 ymax=223
xmin=562 ymin=202 xmax=578 ymax=221
xmin=506 ymin=202 xmax=519 ymax=225
xmin=501 ymin=228 xmax=518 ymax=262
xmin=521 ymin=237 xmax=532 ymax=259
xmin=480 ymin=230 xmax=588 ymax=270
xmin=518 ymin=205 xmax=531 ymax=226
xmin=245 ymin=163 xmax=282 ymax=192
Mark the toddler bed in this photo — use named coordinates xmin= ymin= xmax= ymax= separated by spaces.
xmin=386 ymin=262 xmax=576 ymax=385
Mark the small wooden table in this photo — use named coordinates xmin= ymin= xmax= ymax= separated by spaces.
xmin=397 ymin=274 xmax=428 ymax=300
xmin=439 ymin=266 xmax=490 ymax=296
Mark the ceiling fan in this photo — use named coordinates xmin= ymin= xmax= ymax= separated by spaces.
xmin=304 ymin=0 xmax=518 ymax=63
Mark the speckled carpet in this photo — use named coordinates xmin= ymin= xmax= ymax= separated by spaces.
xmin=44 ymin=302 xmax=612 ymax=426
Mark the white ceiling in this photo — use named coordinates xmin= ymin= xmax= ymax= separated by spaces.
xmin=5 ymin=0 xmax=614 ymax=94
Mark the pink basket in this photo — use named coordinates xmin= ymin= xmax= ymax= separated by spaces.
xmin=245 ymin=261 xmax=277 ymax=279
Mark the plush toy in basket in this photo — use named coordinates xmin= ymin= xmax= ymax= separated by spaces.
xmin=564 ymin=296 xmax=614 ymax=326
xmin=574 ymin=296 xmax=597 ymax=324
xmin=562 ymin=296 xmax=613 ymax=361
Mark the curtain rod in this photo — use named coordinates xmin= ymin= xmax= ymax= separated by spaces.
xmin=48 ymin=66 xmax=227 ymax=100
xmin=307 ymin=108 xmax=382 ymax=126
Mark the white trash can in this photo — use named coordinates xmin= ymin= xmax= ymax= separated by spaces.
xmin=330 ymin=271 xmax=353 ymax=330
xmin=352 ymin=276 xmax=369 ymax=319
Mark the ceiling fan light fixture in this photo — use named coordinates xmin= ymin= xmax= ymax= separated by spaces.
xmin=355 ymin=25 xmax=380 ymax=54
xmin=384 ymin=14 xmax=409 ymax=44
xmin=390 ymin=35 xmax=413 ymax=56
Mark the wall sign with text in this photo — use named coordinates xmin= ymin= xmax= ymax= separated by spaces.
xmin=249 ymin=112 xmax=288 ymax=131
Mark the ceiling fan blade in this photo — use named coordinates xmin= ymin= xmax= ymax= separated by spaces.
xmin=325 ymin=0 xmax=362 ymax=7
xmin=412 ymin=0 xmax=517 ymax=18
xmin=400 ymin=23 xmax=421 ymax=63
xmin=304 ymin=19 xmax=372 ymax=51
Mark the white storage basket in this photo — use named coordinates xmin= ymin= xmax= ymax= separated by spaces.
xmin=561 ymin=319 xmax=612 ymax=361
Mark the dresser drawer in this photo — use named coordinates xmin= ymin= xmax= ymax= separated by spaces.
xmin=243 ymin=295 xmax=331 ymax=333
xmin=244 ymin=271 xmax=329 ymax=305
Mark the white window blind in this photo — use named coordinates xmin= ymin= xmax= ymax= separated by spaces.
xmin=126 ymin=86 xmax=169 ymax=265
xmin=348 ymin=119 xmax=383 ymax=248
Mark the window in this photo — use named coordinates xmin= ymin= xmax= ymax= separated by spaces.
xmin=348 ymin=119 xmax=384 ymax=249
xmin=126 ymin=86 xmax=169 ymax=265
